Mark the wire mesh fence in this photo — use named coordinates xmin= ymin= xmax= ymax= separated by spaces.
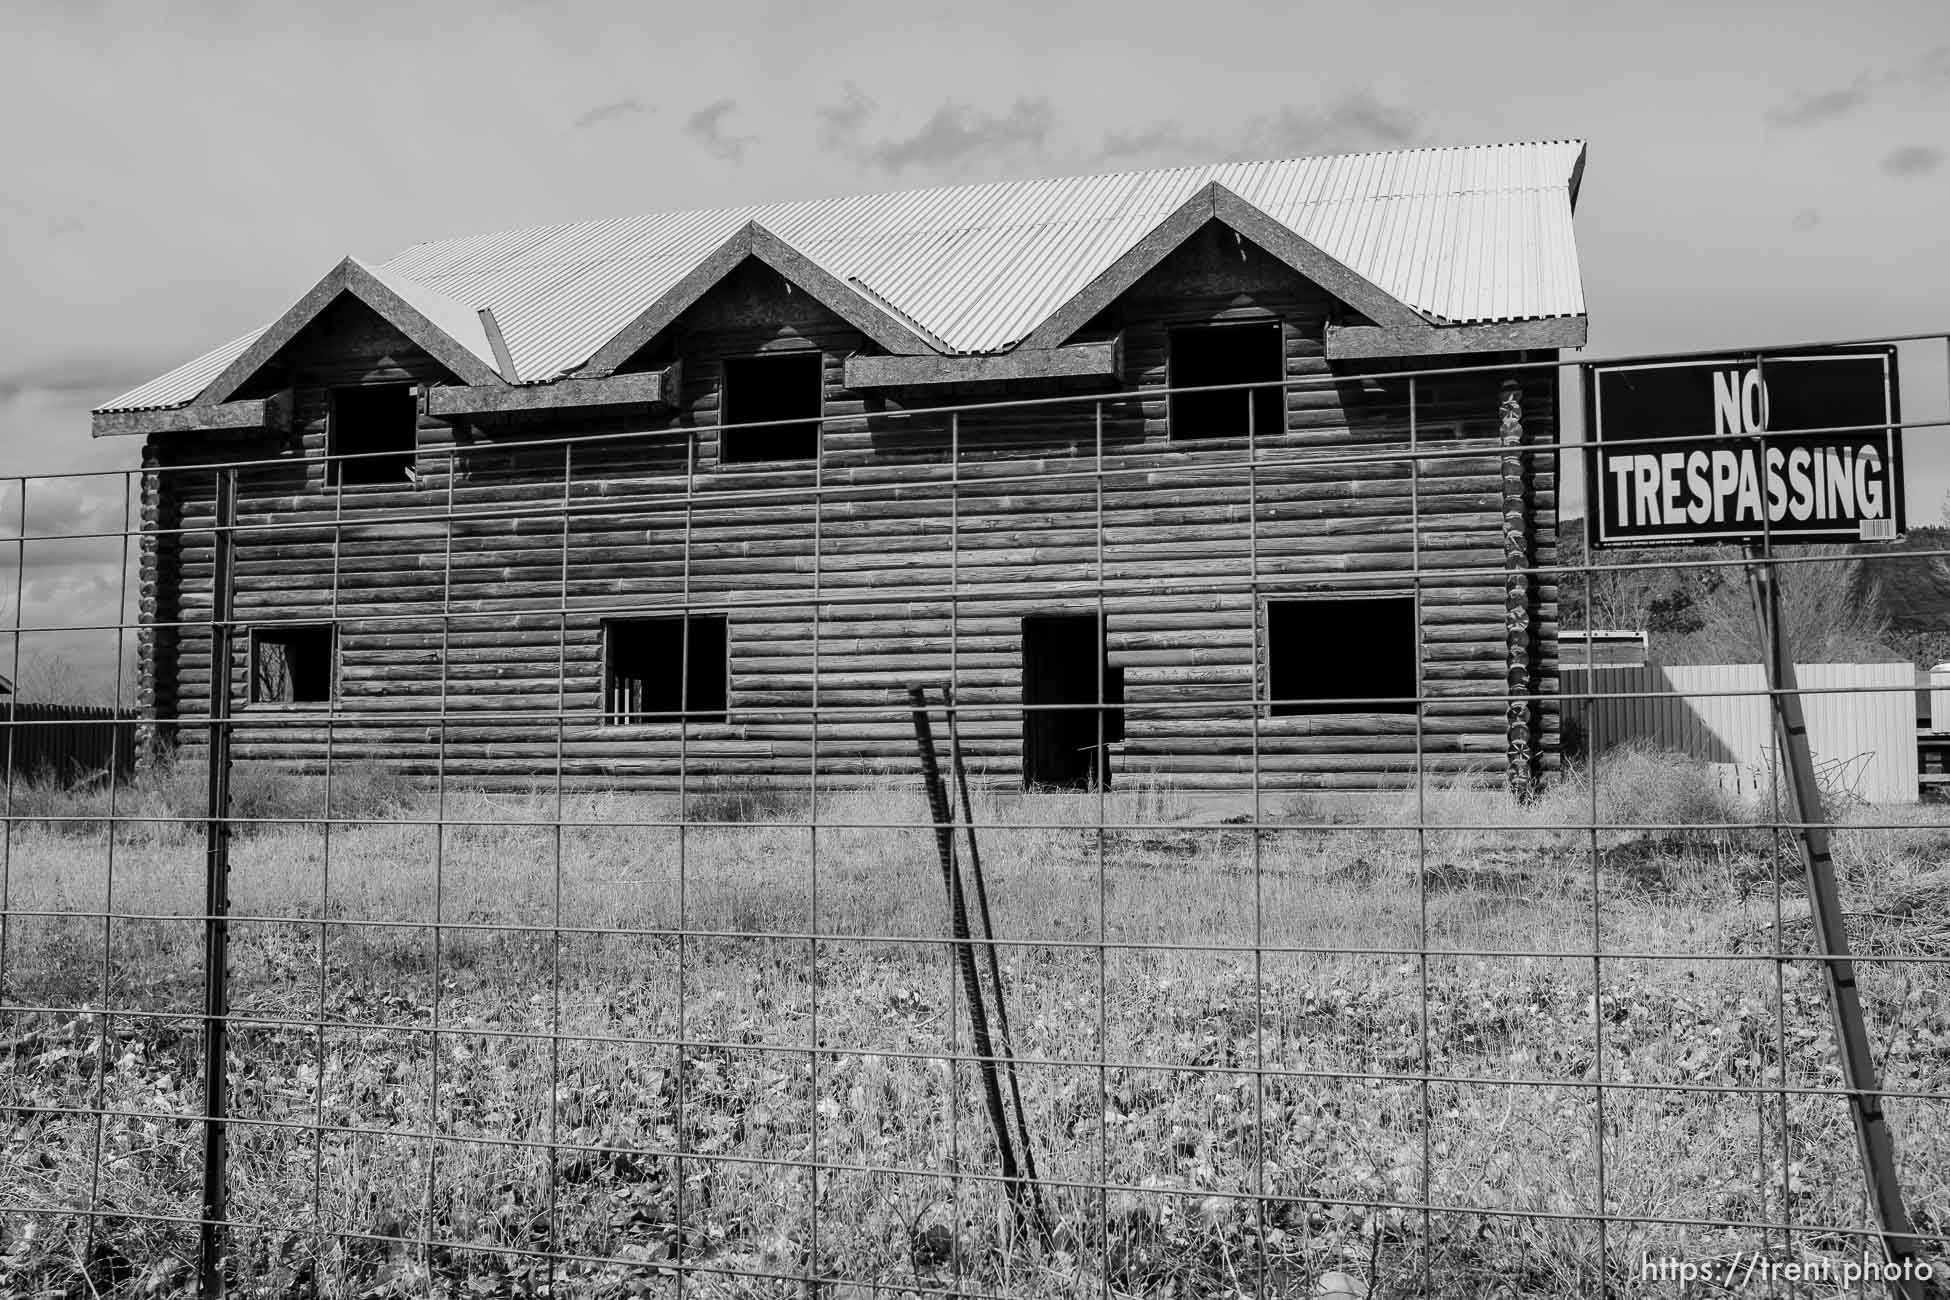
xmin=3 ymin=337 xmax=1950 ymax=1298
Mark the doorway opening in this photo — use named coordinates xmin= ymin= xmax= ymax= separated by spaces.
xmin=1021 ymin=614 xmax=1123 ymax=789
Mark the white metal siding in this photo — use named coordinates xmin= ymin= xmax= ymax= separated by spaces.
xmin=1564 ymin=663 xmax=1919 ymax=805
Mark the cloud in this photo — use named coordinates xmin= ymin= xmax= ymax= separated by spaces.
xmin=1765 ymin=84 xmax=1871 ymax=129
xmin=0 ymin=475 xmax=132 ymax=542
xmin=1092 ymin=92 xmax=1421 ymax=169
xmin=0 ymin=469 xmax=145 ymax=701
xmin=572 ymin=98 xmax=646 ymax=131
xmin=1764 ymin=48 xmax=1950 ymax=130
xmin=685 ymin=99 xmax=751 ymax=163
xmin=867 ymin=98 xmax=1053 ymax=172
xmin=0 ymin=358 xmax=161 ymax=403
xmin=1240 ymin=92 xmax=1420 ymax=156
xmin=1883 ymin=145 xmax=1944 ymax=177
xmin=1910 ymin=44 xmax=1949 ymax=91
xmin=1097 ymin=124 xmax=1212 ymax=164
xmin=816 ymin=84 xmax=874 ymax=150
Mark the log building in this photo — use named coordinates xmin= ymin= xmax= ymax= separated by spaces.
xmin=94 ymin=142 xmax=1588 ymax=792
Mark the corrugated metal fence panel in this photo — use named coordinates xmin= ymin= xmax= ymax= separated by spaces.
xmin=1563 ymin=664 xmax=1918 ymax=804
xmin=1 ymin=705 xmax=138 ymax=785
xmin=1797 ymin=663 xmax=1918 ymax=805
xmin=1931 ymin=668 xmax=1950 ymax=733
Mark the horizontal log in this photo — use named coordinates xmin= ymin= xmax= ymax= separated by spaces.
xmin=196 ymin=462 xmax=1525 ymax=530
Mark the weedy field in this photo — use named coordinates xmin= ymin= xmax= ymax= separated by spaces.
xmin=3 ymin=746 xmax=1949 ymax=1298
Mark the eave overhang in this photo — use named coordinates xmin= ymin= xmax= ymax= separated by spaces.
xmin=92 ymin=390 xmax=295 ymax=439
xmin=1324 ymin=317 xmax=1587 ymax=360
xmin=843 ymin=337 xmax=1122 ymax=388
xmin=424 ymin=365 xmax=680 ymax=418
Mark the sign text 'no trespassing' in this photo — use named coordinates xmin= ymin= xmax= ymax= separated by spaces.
xmin=1584 ymin=349 xmax=1902 ymax=547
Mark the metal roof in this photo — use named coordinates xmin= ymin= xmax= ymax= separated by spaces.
xmin=98 ymin=140 xmax=1586 ymax=413
xmin=357 ymin=257 xmax=502 ymax=377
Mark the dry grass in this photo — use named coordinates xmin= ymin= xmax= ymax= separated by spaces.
xmin=2 ymin=749 xmax=1948 ymax=1297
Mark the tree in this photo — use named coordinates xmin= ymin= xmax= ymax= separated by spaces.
xmin=2 ymin=646 xmax=138 ymax=706
xmin=1556 ymin=528 xmax=1709 ymax=638
xmin=1658 ymin=546 xmax=1897 ymax=664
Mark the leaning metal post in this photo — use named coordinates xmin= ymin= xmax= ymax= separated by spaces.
xmin=942 ymin=684 xmax=1047 ymax=1234
xmin=907 ymin=685 xmax=1041 ymax=1245
xmin=199 ymin=469 xmax=237 ymax=1298
xmin=1744 ymin=544 xmax=1924 ymax=1294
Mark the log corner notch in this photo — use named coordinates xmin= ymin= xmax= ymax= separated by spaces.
xmin=423 ymin=362 xmax=682 ymax=419
xmin=1500 ymin=376 xmax=1542 ymax=801
xmin=91 ymin=390 xmax=295 ymax=439
xmin=843 ymin=336 xmax=1123 ymax=388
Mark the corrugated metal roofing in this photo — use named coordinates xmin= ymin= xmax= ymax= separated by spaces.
xmin=357 ymin=257 xmax=501 ymax=376
xmin=99 ymin=139 xmax=1586 ymax=413
xmin=103 ymin=326 xmax=271 ymax=413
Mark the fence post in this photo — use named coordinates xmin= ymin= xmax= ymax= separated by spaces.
xmin=1745 ymin=549 xmax=1925 ymax=1294
xmin=199 ymin=469 xmax=237 ymax=1298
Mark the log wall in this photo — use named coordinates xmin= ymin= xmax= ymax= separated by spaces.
xmin=142 ymin=229 xmax=1560 ymax=791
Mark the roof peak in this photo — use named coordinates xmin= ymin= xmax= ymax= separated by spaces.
xmin=98 ymin=137 xmax=1588 ymax=414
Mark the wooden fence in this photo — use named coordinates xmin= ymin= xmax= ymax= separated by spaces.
xmin=1562 ymin=663 xmax=1919 ymax=805
xmin=1 ymin=703 xmax=139 ymax=785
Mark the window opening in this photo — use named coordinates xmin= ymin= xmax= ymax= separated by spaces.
xmin=1168 ymin=322 xmax=1284 ymax=440
xmin=1021 ymin=613 xmax=1123 ymax=789
xmin=328 ymin=384 xmax=419 ymax=485
xmin=721 ymin=353 xmax=822 ymax=463
xmin=1267 ymin=597 xmax=1417 ymax=714
xmin=251 ymin=624 xmax=336 ymax=704
xmin=605 ymin=615 xmax=729 ymax=723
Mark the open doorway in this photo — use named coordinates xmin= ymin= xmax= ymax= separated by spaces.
xmin=1021 ymin=614 xmax=1123 ymax=789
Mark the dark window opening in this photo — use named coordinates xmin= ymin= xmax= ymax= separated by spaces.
xmin=605 ymin=615 xmax=729 ymax=724
xmin=329 ymin=385 xmax=419 ymax=485
xmin=1168 ymin=322 xmax=1284 ymax=440
xmin=721 ymin=353 xmax=822 ymax=463
xmin=251 ymin=625 xmax=335 ymax=704
xmin=1021 ymin=614 xmax=1123 ymax=790
xmin=1268 ymin=598 xmax=1417 ymax=715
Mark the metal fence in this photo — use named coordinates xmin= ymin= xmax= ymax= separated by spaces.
xmin=4 ymin=336 xmax=1950 ymax=1299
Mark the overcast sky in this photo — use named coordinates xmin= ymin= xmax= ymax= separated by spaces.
xmin=1 ymin=0 xmax=1946 ymax=691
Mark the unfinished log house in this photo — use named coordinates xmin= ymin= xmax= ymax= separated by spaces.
xmin=93 ymin=142 xmax=1588 ymax=792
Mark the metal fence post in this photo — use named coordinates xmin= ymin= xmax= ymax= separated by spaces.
xmin=1745 ymin=548 xmax=1926 ymax=1296
xmin=199 ymin=468 xmax=237 ymax=1298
